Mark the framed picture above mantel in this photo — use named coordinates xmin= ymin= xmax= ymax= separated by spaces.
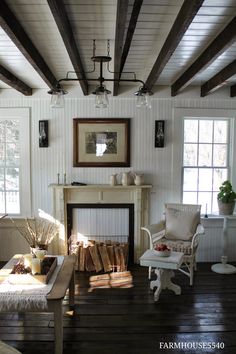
xmin=73 ymin=118 xmax=130 ymax=167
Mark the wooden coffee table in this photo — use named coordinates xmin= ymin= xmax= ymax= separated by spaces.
xmin=140 ymin=249 xmax=184 ymax=301
xmin=0 ymin=254 xmax=76 ymax=354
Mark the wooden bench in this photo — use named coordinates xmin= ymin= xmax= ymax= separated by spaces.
xmin=0 ymin=254 xmax=76 ymax=354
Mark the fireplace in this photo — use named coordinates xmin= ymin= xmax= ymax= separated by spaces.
xmin=50 ymin=184 xmax=151 ymax=262
xmin=67 ymin=203 xmax=134 ymax=264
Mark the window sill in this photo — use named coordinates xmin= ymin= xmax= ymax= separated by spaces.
xmin=201 ymin=214 xmax=236 ymax=228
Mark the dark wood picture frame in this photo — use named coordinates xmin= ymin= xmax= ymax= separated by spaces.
xmin=73 ymin=118 xmax=130 ymax=167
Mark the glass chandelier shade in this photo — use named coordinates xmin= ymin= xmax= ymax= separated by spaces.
xmin=48 ymin=86 xmax=67 ymax=108
xmin=134 ymin=87 xmax=152 ymax=109
xmin=92 ymin=85 xmax=111 ymax=108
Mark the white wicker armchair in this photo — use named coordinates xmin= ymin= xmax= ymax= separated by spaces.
xmin=141 ymin=203 xmax=205 ymax=285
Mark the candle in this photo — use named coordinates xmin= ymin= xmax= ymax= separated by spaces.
xmin=31 ymin=258 xmax=41 ymax=275
xmin=204 ymin=203 xmax=208 ymax=218
xmin=24 ymin=254 xmax=33 ymax=269
xmin=64 ymin=173 xmax=66 ymax=185
xmin=57 ymin=173 xmax=60 ymax=185
xmin=34 ymin=249 xmax=46 ymax=261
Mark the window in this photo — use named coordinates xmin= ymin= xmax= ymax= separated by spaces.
xmin=182 ymin=118 xmax=229 ymax=214
xmin=0 ymin=108 xmax=31 ymax=216
xmin=0 ymin=119 xmax=20 ymax=213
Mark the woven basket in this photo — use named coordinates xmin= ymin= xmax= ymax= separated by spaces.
xmin=217 ymin=200 xmax=235 ymax=215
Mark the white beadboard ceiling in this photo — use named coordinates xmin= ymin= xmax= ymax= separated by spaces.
xmin=1 ymin=0 xmax=236 ymax=97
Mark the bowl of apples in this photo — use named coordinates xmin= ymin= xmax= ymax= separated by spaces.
xmin=154 ymin=244 xmax=171 ymax=257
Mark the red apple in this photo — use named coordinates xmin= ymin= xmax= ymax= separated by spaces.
xmin=155 ymin=243 xmax=170 ymax=252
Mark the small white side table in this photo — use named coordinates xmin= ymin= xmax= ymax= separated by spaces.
xmin=211 ymin=216 xmax=236 ymax=274
xmin=139 ymin=250 xmax=184 ymax=301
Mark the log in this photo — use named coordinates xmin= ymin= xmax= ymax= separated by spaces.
xmin=89 ymin=274 xmax=110 ymax=282
xmin=85 ymin=247 xmax=96 ymax=272
xmin=89 ymin=273 xmax=110 ymax=291
xmin=114 ymin=246 xmax=121 ymax=272
xmin=114 ymin=245 xmax=127 ymax=272
xmin=98 ymin=245 xmax=112 ymax=272
xmin=110 ymin=270 xmax=133 ymax=288
xmin=119 ymin=245 xmax=126 ymax=272
xmin=110 ymin=278 xmax=133 ymax=288
xmin=106 ymin=245 xmax=115 ymax=271
xmin=110 ymin=271 xmax=131 ymax=279
xmin=122 ymin=243 xmax=129 ymax=265
xmin=78 ymin=246 xmax=86 ymax=271
xmin=89 ymin=245 xmax=103 ymax=272
xmin=89 ymin=272 xmax=133 ymax=290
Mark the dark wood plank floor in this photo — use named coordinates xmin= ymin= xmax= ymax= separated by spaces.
xmin=1 ymin=263 xmax=236 ymax=354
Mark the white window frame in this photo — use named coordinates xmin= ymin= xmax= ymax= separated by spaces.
xmin=182 ymin=117 xmax=230 ymax=213
xmin=173 ymin=108 xmax=236 ymax=214
xmin=0 ymin=108 xmax=31 ymax=216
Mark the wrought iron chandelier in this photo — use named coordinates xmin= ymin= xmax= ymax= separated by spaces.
xmin=48 ymin=40 xmax=152 ymax=109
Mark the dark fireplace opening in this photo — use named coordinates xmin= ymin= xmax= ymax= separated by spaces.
xmin=67 ymin=203 xmax=134 ymax=265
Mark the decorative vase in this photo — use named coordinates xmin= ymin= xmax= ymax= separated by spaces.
xmin=30 ymin=244 xmax=48 ymax=258
xmin=110 ymin=174 xmax=117 ymax=186
xmin=217 ymin=200 xmax=235 ymax=215
xmin=134 ymin=173 xmax=144 ymax=186
xmin=121 ymin=172 xmax=133 ymax=186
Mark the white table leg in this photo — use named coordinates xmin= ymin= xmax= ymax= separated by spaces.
xmin=150 ymin=269 xmax=162 ymax=301
xmin=211 ymin=216 xmax=236 ymax=274
xmin=150 ymin=268 xmax=181 ymax=301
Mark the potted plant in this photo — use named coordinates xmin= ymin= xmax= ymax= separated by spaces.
xmin=217 ymin=180 xmax=236 ymax=215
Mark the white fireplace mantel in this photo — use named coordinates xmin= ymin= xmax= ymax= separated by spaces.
xmin=50 ymin=184 xmax=152 ymax=262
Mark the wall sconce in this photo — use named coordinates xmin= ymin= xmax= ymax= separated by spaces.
xmin=155 ymin=120 xmax=165 ymax=148
xmin=39 ymin=120 xmax=49 ymax=147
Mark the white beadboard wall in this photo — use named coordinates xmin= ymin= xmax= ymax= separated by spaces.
xmin=1 ymin=92 xmax=236 ymax=261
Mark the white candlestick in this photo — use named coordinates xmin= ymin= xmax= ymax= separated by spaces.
xmin=24 ymin=254 xmax=33 ymax=269
xmin=31 ymin=258 xmax=41 ymax=275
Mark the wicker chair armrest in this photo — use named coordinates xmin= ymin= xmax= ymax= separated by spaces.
xmin=141 ymin=220 xmax=165 ymax=248
xmin=191 ymin=223 xmax=205 ymax=249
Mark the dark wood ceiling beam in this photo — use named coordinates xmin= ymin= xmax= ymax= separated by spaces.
xmin=230 ymin=83 xmax=236 ymax=97
xmin=113 ymin=0 xmax=129 ymax=96
xmin=0 ymin=0 xmax=58 ymax=89
xmin=172 ymin=15 xmax=236 ymax=97
xmin=47 ymin=0 xmax=88 ymax=95
xmin=145 ymin=0 xmax=204 ymax=91
xmin=201 ymin=59 xmax=236 ymax=97
xmin=119 ymin=0 xmax=143 ymax=76
xmin=0 ymin=65 xmax=32 ymax=95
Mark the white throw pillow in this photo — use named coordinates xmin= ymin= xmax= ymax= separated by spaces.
xmin=165 ymin=207 xmax=200 ymax=241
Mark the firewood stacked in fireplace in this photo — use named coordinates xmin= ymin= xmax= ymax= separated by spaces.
xmin=69 ymin=240 xmax=129 ymax=273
